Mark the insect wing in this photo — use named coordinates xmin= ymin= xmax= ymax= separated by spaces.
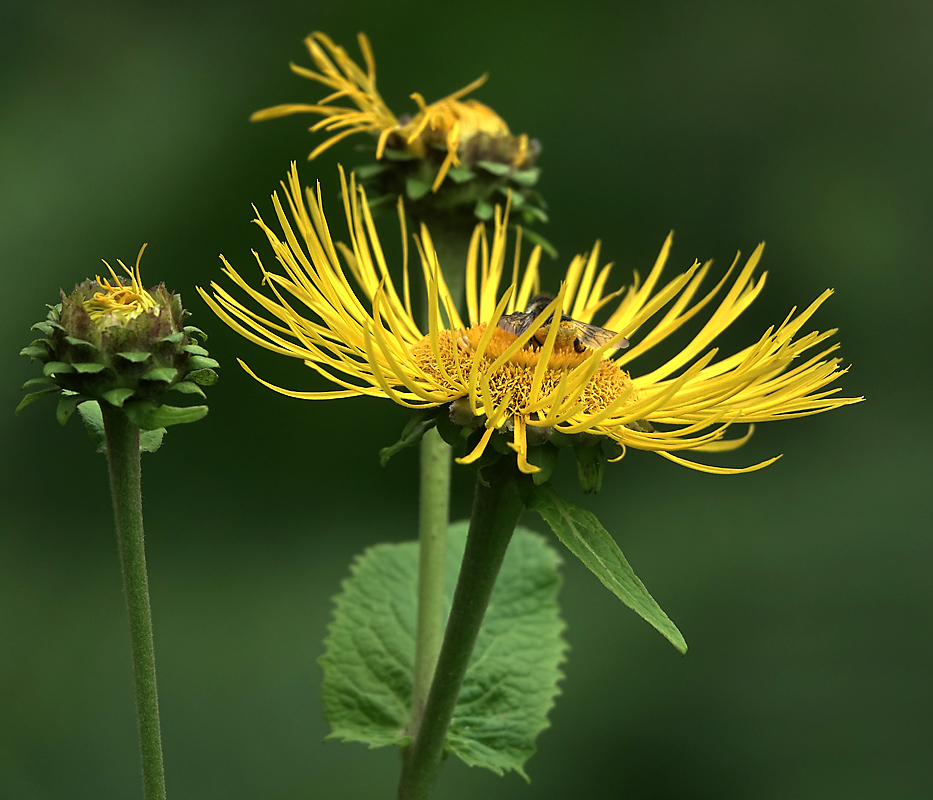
xmin=497 ymin=311 xmax=534 ymax=337
xmin=576 ymin=321 xmax=629 ymax=351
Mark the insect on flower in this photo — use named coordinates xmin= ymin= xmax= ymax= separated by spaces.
xmin=498 ymin=295 xmax=630 ymax=354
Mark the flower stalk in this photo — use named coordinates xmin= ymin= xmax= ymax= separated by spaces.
xmin=409 ymin=426 xmax=452 ymax=738
xmin=408 ymin=220 xmax=475 ymax=738
xmin=398 ymin=459 xmax=527 ymax=800
xmin=101 ymin=403 xmax=166 ymax=800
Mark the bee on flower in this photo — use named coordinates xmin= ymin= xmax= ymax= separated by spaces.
xmin=200 ymin=164 xmax=861 ymax=478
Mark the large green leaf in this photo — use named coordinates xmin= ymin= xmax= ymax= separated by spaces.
xmin=320 ymin=522 xmax=567 ymax=778
xmin=528 ymin=484 xmax=687 ymax=654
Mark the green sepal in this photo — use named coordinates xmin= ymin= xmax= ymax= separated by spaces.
xmin=57 ymin=393 xmax=90 ymax=426
xmin=183 ymin=325 xmax=208 ymax=343
xmin=497 ymin=187 xmax=526 ymax=208
xmin=353 ymin=163 xmax=388 ymax=180
xmin=405 ymin=178 xmax=431 ymax=201
xmin=522 ymin=206 xmax=549 ymax=224
xmin=435 ymin=409 xmax=472 ymax=449
xmin=528 ymin=443 xmax=559 ymax=485
xmin=156 ymin=332 xmax=185 ymax=345
xmin=124 ymin=400 xmax=208 ymax=430
xmin=102 ymin=388 xmax=136 ymax=407
xmin=170 ymin=381 xmax=206 ymax=398
xmin=30 ymin=321 xmax=55 ymax=336
xmin=476 ymin=160 xmax=512 ymax=176
xmin=379 ymin=410 xmax=438 ymax=466
xmin=72 ymin=362 xmax=108 ymax=374
xmin=381 ymin=147 xmax=417 ymax=161
xmin=22 ymin=376 xmax=56 ymax=391
xmin=141 ymin=367 xmax=178 ymax=383
xmin=319 ymin=523 xmax=567 ymax=778
xmin=15 ymin=387 xmax=60 ymax=414
xmin=116 ymin=351 xmax=151 ymax=364
xmin=187 ymin=355 xmax=219 ymax=371
xmin=527 ymin=484 xmax=687 ymax=654
xmin=64 ymin=335 xmax=96 ymax=350
xmin=474 ymin=200 xmax=494 ymax=221
xmin=43 ymin=361 xmax=75 ymax=376
xmin=20 ymin=345 xmax=51 ymax=360
xmin=181 ymin=344 xmax=209 ymax=357
xmin=574 ymin=444 xmax=605 ymax=494
xmin=519 ymin=227 xmax=558 ymax=259
xmin=77 ymin=401 xmax=165 ymax=454
xmin=446 ymin=166 xmax=476 ymax=183
xmin=511 ymin=168 xmax=541 ymax=186
xmin=188 ymin=368 xmax=219 ymax=386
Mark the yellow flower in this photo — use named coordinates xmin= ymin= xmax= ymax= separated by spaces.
xmin=84 ymin=245 xmax=158 ymax=323
xmin=250 ymin=32 xmax=531 ymax=192
xmin=199 ymin=164 xmax=861 ymax=475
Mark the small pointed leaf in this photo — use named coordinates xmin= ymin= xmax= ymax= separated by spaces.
xmin=187 ymin=355 xmax=219 ymax=371
xmin=188 ymin=368 xmax=218 ymax=386
xmin=43 ymin=361 xmax=74 ymax=376
xmin=72 ymin=362 xmax=107 ymax=374
xmin=103 ymin=388 xmax=136 ymax=407
xmin=124 ymin=400 xmax=208 ymax=430
xmin=142 ymin=367 xmax=178 ymax=383
xmin=378 ymin=412 xmax=437 ymax=466
xmin=15 ymin=388 xmax=59 ymax=414
xmin=56 ymin=393 xmax=89 ymax=426
xmin=353 ymin=163 xmax=388 ymax=180
xmin=446 ymin=166 xmax=476 ymax=183
xmin=476 ymin=160 xmax=512 ymax=176
xmin=64 ymin=336 xmax=96 ymax=350
xmin=181 ymin=344 xmax=209 ymax=357
xmin=381 ymin=147 xmax=417 ymax=161
xmin=183 ymin=325 xmax=208 ymax=342
xmin=22 ymin=377 xmax=56 ymax=391
xmin=474 ymin=200 xmax=494 ymax=221
xmin=20 ymin=346 xmax=50 ymax=359
xmin=511 ymin=168 xmax=541 ymax=186
xmin=527 ymin=484 xmax=687 ymax=653
xmin=405 ymin=178 xmax=431 ymax=201
xmin=116 ymin=351 xmax=151 ymax=364
xmin=170 ymin=381 xmax=206 ymax=398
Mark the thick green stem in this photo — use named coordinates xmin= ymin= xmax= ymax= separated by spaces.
xmin=409 ymin=427 xmax=451 ymax=738
xmin=101 ymin=404 xmax=166 ymax=800
xmin=398 ymin=461 xmax=526 ymax=800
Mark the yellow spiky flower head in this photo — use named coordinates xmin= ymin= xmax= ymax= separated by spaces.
xmin=200 ymin=164 xmax=861 ymax=479
xmin=251 ymin=32 xmax=547 ymax=238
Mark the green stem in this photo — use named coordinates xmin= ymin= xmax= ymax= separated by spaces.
xmin=409 ymin=427 xmax=452 ymax=739
xmin=398 ymin=460 xmax=526 ymax=800
xmin=101 ymin=404 xmax=166 ymax=800
xmin=408 ymin=226 xmax=471 ymax=737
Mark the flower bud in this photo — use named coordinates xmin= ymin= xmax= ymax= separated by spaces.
xmin=18 ymin=246 xmax=217 ymax=429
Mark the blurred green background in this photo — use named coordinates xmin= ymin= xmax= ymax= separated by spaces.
xmin=2 ymin=1 xmax=930 ymax=798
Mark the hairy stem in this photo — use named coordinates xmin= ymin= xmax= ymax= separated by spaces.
xmin=398 ymin=460 xmax=526 ymax=800
xmin=408 ymin=225 xmax=471 ymax=737
xmin=101 ymin=404 xmax=166 ymax=800
xmin=408 ymin=427 xmax=452 ymax=738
